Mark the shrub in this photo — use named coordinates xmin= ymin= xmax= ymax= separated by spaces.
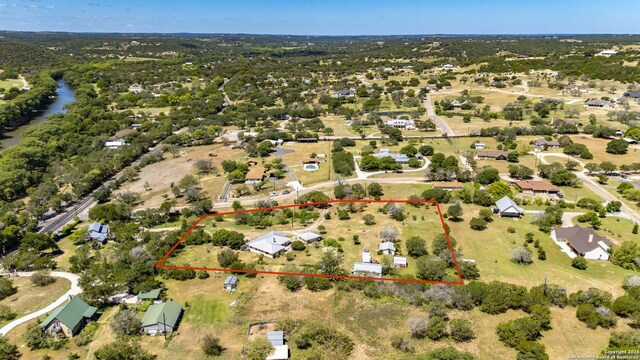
xmin=572 ymin=256 xmax=588 ymax=270
xmin=469 ymin=217 xmax=487 ymax=230
xmin=390 ymin=336 xmax=414 ymax=353
xmin=74 ymin=322 xmax=98 ymax=347
xmin=511 ymin=247 xmax=533 ymax=264
xmin=424 ymin=346 xmax=474 ymax=360
xmin=449 ymin=319 xmax=475 ymax=342
xmin=197 ymin=271 xmax=210 ymax=279
xmin=31 ymin=271 xmax=56 ymax=287
xmin=291 ymin=240 xmax=306 ymax=251
xmin=217 ymin=249 xmax=239 ymax=268
xmin=408 ymin=317 xmax=429 ymax=339
xmin=460 ymin=261 xmax=480 ymax=280
xmin=0 ymin=304 xmax=16 ymax=321
xmin=0 ymin=337 xmax=20 ymax=360
xmin=426 ymin=316 xmax=448 ymax=340
xmin=0 ymin=278 xmax=16 ymax=301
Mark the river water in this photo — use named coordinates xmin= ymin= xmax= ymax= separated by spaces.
xmin=0 ymin=80 xmax=75 ymax=149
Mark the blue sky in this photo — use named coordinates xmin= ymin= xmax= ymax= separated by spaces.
xmin=0 ymin=0 xmax=638 ymax=35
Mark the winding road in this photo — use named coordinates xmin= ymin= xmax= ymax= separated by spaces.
xmin=533 ymin=152 xmax=640 ymax=223
xmin=0 ymin=271 xmax=81 ymax=336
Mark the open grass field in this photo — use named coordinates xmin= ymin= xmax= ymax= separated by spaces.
xmin=117 ymin=144 xmax=245 ymax=209
xmin=572 ymin=215 xmax=640 ymax=245
xmin=448 ymin=205 xmax=633 ymax=297
xmin=547 ymin=135 xmax=640 ymax=167
xmin=0 ymin=277 xmax=70 ymax=326
xmin=0 ymin=78 xmax=23 ymax=90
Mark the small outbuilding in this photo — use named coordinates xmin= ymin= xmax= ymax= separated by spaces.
xmin=297 ymin=231 xmax=322 ymax=243
xmin=379 ymin=241 xmax=396 ymax=255
xmin=393 ymin=257 xmax=407 ymax=268
xmin=494 ymin=196 xmax=525 ymax=218
xmin=224 ymin=276 xmax=238 ymax=291
xmin=137 ymin=288 xmax=162 ymax=304
xmin=267 ymin=331 xmax=285 ymax=346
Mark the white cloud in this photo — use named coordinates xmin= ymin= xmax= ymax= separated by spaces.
xmin=45 ymin=5 xmax=54 ymax=9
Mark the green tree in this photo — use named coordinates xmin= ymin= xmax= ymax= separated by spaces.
xmin=95 ymin=339 xmax=156 ymax=360
xmin=367 ymin=182 xmax=384 ymax=198
xmin=406 ymin=236 xmax=428 ymax=258
xmin=611 ymin=241 xmax=640 ymax=270
xmin=606 ymin=139 xmax=629 ymax=154
xmin=0 ymin=337 xmax=20 ymax=360
xmin=469 ymin=217 xmax=487 ymax=231
xmin=449 ymin=319 xmax=475 ymax=342
xmin=447 ymin=203 xmax=463 ymax=221
xmin=416 ymin=258 xmax=447 ymax=281
xmin=217 ymin=249 xmax=239 ymax=268
xmin=426 ymin=316 xmax=448 ymax=340
xmin=247 ymin=338 xmax=274 ymax=360
xmin=111 ymin=309 xmax=142 ymax=336
xmin=23 ymin=323 xmax=49 ymax=350
xmin=475 ymin=167 xmax=500 ymax=184
xmin=488 ymin=181 xmax=513 ymax=201
xmin=572 ymin=256 xmax=588 ymax=270
xmin=424 ymin=347 xmax=474 ymax=360
xmin=0 ymin=278 xmax=16 ymax=300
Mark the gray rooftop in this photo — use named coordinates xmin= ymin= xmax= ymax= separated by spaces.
xmin=495 ymin=196 xmax=524 ymax=214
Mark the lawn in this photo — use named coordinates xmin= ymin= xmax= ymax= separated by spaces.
xmin=0 ymin=277 xmax=70 ymax=325
xmin=547 ymin=135 xmax=640 ymax=167
xmin=117 ymin=144 xmax=246 ymax=209
xmin=449 ymin=205 xmax=633 ymax=297
xmin=0 ymin=78 xmax=23 ymax=90
xmin=280 ymin=141 xmax=346 ymax=186
xmin=572 ymin=215 xmax=639 ymax=245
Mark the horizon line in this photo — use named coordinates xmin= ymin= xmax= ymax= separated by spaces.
xmin=1 ymin=30 xmax=640 ymax=37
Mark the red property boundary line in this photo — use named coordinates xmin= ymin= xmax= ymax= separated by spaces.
xmin=155 ymin=199 xmax=463 ymax=285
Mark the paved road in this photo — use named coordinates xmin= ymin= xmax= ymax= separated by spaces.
xmin=534 ymin=152 xmax=640 ymax=223
xmin=424 ymin=95 xmax=455 ymax=136
xmin=0 ymin=271 xmax=81 ymax=336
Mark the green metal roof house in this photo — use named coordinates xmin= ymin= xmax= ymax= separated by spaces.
xmin=141 ymin=300 xmax=183 ymax=335
xmin=41 ymin=296 xmax=97 ymax=338
xmin=137 ymin=288 xmax=162 ymax=303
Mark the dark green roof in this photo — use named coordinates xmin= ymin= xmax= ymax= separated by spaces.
xmin=41 ymin=296 xmax=97 ymax=330
xmin=137 ymin=288 xmax=162 ymax=300
xmin=141 ymin=301 xmax=182 ymax=328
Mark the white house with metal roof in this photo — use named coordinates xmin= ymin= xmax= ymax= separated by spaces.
xmin=494 ymin=196 xmax=524 ymax=218
xmin=352 ymin=262 xmax=383 ymax=277
xmin=379 ymin=241 xmax=396 ymax=255
xmin=245 ymin=231 xmax=292 ymax=258
xmin=297 ymin=231 xmax=322 ymax=243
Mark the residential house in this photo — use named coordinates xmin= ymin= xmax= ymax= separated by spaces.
xmin=566 ymin=84 xmax=589 ymax=93
xmin=533 ymin=138 xmax=560 ymax=149
xmin=332 ymin=89 xmax=355 ymax=98
xmin=224 ymin=276 xmax=238 ymax=291
xmin=475 ymin=150 xmax=509 ymax=160
xmin=442 ymin=64 xmax=455 ymax=69
xmin=451 ymin=100 xmax=469 ymax=108
xmin=297 ymin=231 xmax=322 ymax=243
xmin=41 ymin=296 xmax=97 ymax=338
xmin=244 ymin=166 xmax=266 ymax=184
xmin=384 ymin=119 xmax=416 ymax=130
xmin=352 ymin=262 xmax=383 ymax=277
xmin=373 ymin=149 xmax=410 ymax=164
xmin=431 ymin=182 xmax=465 ymax=191
xmin=296 ymin=137 xmax=319 ymax=143
xmin=552 ymin=118 xmax=579 ymax=127
xmin=598 ymin=49 xmax=618 ymax=56
xmin=137 ymin=288 xmax=162 ymax=304
xmin=141 ymin=300 xmax=183 ymax=335
xmin=302 ymin=158 xmax=322 ymax=165
xmin=514 ymin=180 xmax=560 ymax=197
xmin=128 ymin=83 xmax=143 ymax=93
xmin=494 ymin=196 xmax=525 ymax=218
xmin=623 ymin=91 xmax=640 ymax=99
xmin=88 ymin=222 xmax=109 ymax=244
xmin=393 ymin=256 xmax=407 ymax=268
xmin=379 ymin=241 xmax=396 ymax=255
xmin=245 ymin=231 xmax=292 ymax=258
xmin=585 ymin=99 xmax=614 ymax=109
xmin=551 ymin=226 xmax=612 ymax=260
xmin=105 ymin=139 xmax=125 ymax=149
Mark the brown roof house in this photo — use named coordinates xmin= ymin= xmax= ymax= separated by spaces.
xmin=533 ymin=138 xmax=560 ymax=150
xmin=551 ymin=226 xmax=612 ymax=260
xmin=244 ymin=166 xmax=266 ymax=184
xmin=475 ymin=150 xmax=509 ymax=160
xmin=514 ymin=180 xmax=560 ymax=196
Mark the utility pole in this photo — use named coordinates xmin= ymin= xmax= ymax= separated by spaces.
xmin=163 ymin=312 xmax=167 ymax=339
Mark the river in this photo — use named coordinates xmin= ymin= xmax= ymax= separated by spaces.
xmin=0 ymin=80 xmax=76 ymax=149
